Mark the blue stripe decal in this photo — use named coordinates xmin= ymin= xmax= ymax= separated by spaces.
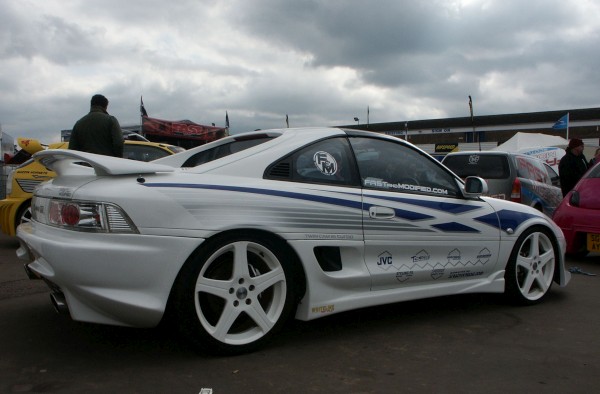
xmin=363 ymin=193 xmax=481 ymax=214
xmin=475 ymin=209 xmax=537 ymax=231
xmin=394 ymin=208 xmax=433 ymax=221
xmin=431 ymin=222 xmax=480 ymax=233
xmin=360 ymin=203 xmax=433 ymax=221
xmin=145 ymin=183 xmax=483 ymax=227
xmin=144 ymin=183 xmax=363 ymax=210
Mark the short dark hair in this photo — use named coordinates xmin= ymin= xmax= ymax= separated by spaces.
xmin=90 ymin=94 xmax=109 ymax=108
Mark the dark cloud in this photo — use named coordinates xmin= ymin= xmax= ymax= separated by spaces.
xmin=1 ymin=0 xmax=599 ymax=142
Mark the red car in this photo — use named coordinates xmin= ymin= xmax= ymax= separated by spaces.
xmin=552 ymin=162 xmax=600 ymax=256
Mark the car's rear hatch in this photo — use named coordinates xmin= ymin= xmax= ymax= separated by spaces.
xmin=443 ymin=153 xmax=512 ymax=199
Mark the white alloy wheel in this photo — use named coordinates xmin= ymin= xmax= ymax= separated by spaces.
xmin=505 ymin=227 xmax=556 ymax=305
xmin=17 ymin=201 xmax=32 ymax=228
xmin=174 ymin=234 xmax=299 ymax=355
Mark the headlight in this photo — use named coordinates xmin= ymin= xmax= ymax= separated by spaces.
xmin=32 ymin=196 xmax=138 ymax=233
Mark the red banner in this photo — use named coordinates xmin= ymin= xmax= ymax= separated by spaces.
xmin=142 ymin=116 xmax=227 ymax=141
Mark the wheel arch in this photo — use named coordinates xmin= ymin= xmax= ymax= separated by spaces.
xmin=163 ymin=228 xmax=307 ymax=319
xmin=510 ymin=223 xmax=566 ymax=286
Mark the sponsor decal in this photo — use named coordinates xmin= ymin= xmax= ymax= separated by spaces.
xmin=313 ymin=151 xmax=338 ymax=176
xmin=435 ymin=143 xmax=458 ymax=153
xmin=468 ymin=155 xmax=480 ymax=165
xmin=57 ymin=188 xmax=73 ymax=198
xmin=447 ymin=248 xmax=461 ymax=262
xmin=304 ymin=233 xmax=355 ymax=240
xmin=377 ymin=251 xmax=393 ymax=270
xmin=312 ymin=304 xmax=335 ymax=314
xmin=396 ymin=271 xmax=414 ymax=282
xmin=431 ymin=268 xmax=444 ymax=280
xmin=477 ymin=248 xmax=492 ymax=264
xmin=448 ymin=270 xmax=484 ymax=279
xmin=411 ymin=249 xmax=430 ymax=264
xmin=363 ymin=178 xmax=449 ymax=195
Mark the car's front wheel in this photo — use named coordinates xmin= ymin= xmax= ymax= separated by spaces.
xmin=172 ymin=233 xmax=300 ymax=355
xmin=504 ymin=226 xmax=557 ymax=305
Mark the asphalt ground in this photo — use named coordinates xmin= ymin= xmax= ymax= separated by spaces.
xmin=0 ymin=233 xmax=599 ymax=394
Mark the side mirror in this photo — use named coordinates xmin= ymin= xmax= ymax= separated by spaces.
xmin=463 ymin=176 xmax=488 ymax=197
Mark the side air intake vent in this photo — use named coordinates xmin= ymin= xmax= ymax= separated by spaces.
xmin=268 ymin=162 xmax=291 ymax=179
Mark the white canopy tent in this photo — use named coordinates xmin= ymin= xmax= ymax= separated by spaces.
xmin=491 ymin=132 xmax=568 ymax=152
xmin=491 ymin=133 xmax=569 ymax=172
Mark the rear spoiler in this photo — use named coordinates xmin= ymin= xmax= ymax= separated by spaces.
xmin=33 ymin=149 xmax=174 ymax=177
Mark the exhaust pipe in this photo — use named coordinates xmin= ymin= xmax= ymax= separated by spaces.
xmin=50 ymin=292 xmax=69 ymax=314
xmin=23 ymin=264 xmax=41 ymax=280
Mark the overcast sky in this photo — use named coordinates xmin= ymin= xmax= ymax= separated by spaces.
xmin=1 ymin=0 xmax=599 ymax=143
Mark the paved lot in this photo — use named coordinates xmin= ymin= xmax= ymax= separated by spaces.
xmin=1 ymin=233 xmax=599 ymax=394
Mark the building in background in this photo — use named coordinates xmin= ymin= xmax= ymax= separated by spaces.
xmin=341 ymin=107 xmax=600 ymax=157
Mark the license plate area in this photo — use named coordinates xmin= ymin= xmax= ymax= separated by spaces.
xmin=587 ymin=233 xmax=600 ymax=252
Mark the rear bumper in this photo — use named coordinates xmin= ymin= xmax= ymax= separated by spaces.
xmin=554 ymin=205 xmax=600 ymax=254
xmin=17 ymin=222 xmax=202 ymax=327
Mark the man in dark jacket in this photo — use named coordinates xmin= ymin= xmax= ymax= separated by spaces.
xmin=558 ymin=138 xmax=588 ymax=196
xmin=69 ymin=94 xmax=124 ymax=157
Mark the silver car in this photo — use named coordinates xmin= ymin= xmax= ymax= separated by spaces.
xmin=442 ymin=151 xmax=563 ymax=216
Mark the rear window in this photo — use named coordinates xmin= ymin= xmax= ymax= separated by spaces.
xmin=443 ymin=154 xmax=510 ymax=179
xmin=123 ymin=145 xmax=172 ymax=162
xmin=182 ymin=135 xmax=275 ymax=167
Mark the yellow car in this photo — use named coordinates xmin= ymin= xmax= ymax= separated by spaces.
xmin=0 ymin=137 xmax=184 ymax=236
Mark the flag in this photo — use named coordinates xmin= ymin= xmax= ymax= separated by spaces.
xmin=140 ymin=97 xmax=148 ymax=117
xmin=552 ymin=113 xmax=569 ymax=129
xmin=225 ymin=111 xmax=230 ymax=129
xmin=286 ymin=114 xmax=289 ymax=128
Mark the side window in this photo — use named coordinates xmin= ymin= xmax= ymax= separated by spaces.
xmin=544 ymin=163 xmax=560 ymax=187
xmin=517 ymin=156 xmax=548 ymax=183
xmin=291 ymin=137 xmax=358 ymax=186
xmin=349 ymin=137 xmax=460 ymax=197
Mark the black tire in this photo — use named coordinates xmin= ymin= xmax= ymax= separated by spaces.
xmin=172 ymin=232 xmax=300 ymax=355
xmin=504 ymin=226 xmax=557 ymax=305
xmin=15 ymin=200 xmax=32 ymax=230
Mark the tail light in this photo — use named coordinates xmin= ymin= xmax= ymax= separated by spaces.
xmin=32 ymin=196 xmax=138 ymax=233
xmin=510 ymin=178 xmax=521 ymax=202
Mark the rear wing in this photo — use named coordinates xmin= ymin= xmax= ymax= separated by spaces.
xmin=33 ymin=149 xmax=174 ymax=177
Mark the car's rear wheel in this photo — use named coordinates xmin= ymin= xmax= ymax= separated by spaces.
xmin=15 ymin=200 xmax=32 ymax=229
xmin=172 ymin=233 xmax=299 ymax=355
xmin=505 ymin=226 xmax=557 ymax=305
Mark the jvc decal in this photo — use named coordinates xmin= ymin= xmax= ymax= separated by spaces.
xmin=377 ymin=251 xmax=393 ymax=270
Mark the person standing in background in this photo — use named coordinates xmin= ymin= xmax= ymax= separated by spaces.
xmin=558 ymin=138 xmax=588 ymax=196
xmin=69 ymin=94 xmax=124 ymax=157
xmin=588 ymin=147 xmax=600 ymax=167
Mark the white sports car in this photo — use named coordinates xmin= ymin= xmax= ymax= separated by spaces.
xmin=17 ymin=127 xmax=570 ymax=355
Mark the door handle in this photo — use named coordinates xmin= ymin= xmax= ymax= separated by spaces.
xmin=369 ymin=206 xmax=395 ymax=219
